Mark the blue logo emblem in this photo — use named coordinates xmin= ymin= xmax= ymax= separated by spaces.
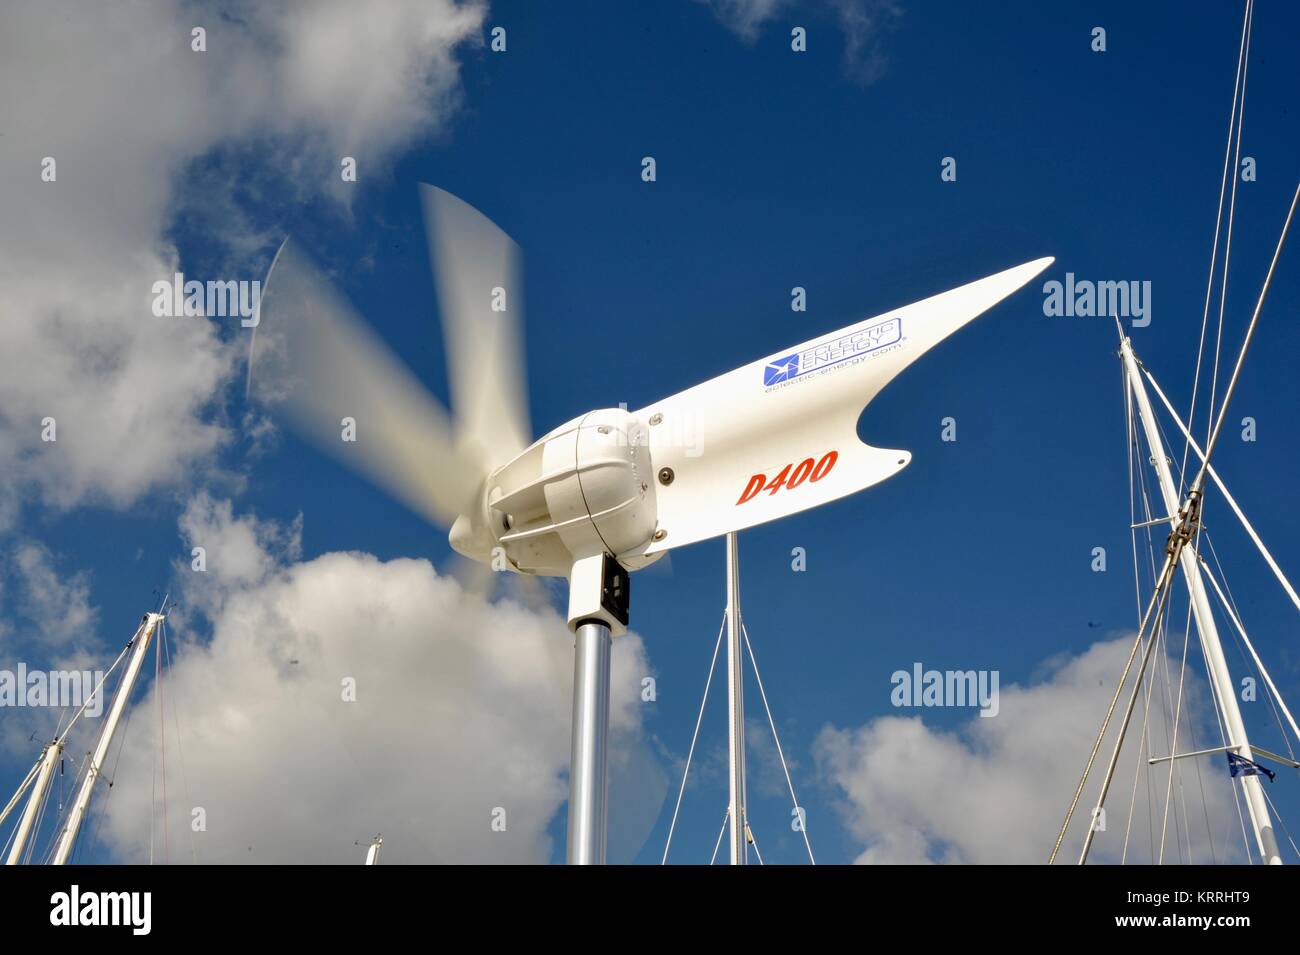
xmin=763 ymin=354 xmax=800 ymax=385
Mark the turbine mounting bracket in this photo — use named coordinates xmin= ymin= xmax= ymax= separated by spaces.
xmin=567 ymin=553 xmax=630 ymax=636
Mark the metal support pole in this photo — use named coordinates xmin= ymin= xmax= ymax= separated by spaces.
xmin=567 ymin=620 xmax=611 ymax=864
xmin=5 ymin=738 xmax=62 ymax=865
xmin=51 ymin=612 xmax=162 ymax=866
xmin=725 ymin=532 xmax=747 ymax=865
xmin=1121 ymin=339 xmax=1282 ymax=864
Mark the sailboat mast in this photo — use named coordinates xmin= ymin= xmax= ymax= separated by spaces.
xmin=1120 ymin=337 xmax=1282 ymax=864
xmin=725 ymin=532 xmax=747 ymax=865
xmin=50 ymin=611 xmax=163 ymax=866
xmin=4 ymin=737 xmax=62 ymax=865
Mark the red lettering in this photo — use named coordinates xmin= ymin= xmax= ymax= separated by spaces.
xmin=764 ymin=463 xmax=792 ymax=496
xmin=736 ymin=473 xmax=766 ymax=505
xmin=810 ymin=450 xmax=838 ymax=482
xmin=787 ymin=457 xmax=814 ymax=489
xmin=736 ymin=450 xmax=839 ymax=505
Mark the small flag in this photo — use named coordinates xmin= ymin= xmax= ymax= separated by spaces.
xmin=1227 ymin=751 xmax=1276 ymax=783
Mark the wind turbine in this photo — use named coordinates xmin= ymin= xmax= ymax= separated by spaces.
xmin=249 ymin=184 xmax=1052 ymax=864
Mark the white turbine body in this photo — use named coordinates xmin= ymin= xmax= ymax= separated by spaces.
xmin=252 ymin=187 xmax=1051 ymax=584
xmin=251 ymin=184 xmax=1051 ymax=863
xmin=445 ymin=257 xmax=1053 ymax=578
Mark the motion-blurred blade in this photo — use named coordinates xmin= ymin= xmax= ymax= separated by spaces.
xmin=444 ymin=551 xmax=496 ymax=600
xmin=446 ymin=552 xmax=553 ymax=604
xmin=421 ymin=185 xmax=532 ymax=471
xmin=248 ymin=239 xmax=480 ymax=529
xmin=635 ymin=257 xmax=1055 ymax=554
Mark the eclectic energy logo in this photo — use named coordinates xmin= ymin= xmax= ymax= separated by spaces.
xmin=763 ymin=316 xmax=902 ymax=387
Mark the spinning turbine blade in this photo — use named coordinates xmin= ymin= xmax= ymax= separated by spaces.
xmin=248 ymin=239 xmax=479 ymax=529
xmin=636 ymin=257 xmax=1054 ymax=554
xmin=421 ymin=185 xmax=532 ymax=472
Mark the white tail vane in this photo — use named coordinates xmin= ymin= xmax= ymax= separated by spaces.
xmin=638 ymin=257 xmax=1055 ymax=553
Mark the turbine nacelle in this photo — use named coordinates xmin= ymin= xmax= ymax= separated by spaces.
xmin=449 ymin=407 xmax=663 ymax=579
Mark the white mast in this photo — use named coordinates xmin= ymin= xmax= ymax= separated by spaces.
xmin=4 ymin=737 xmax=62 ymax=865
xmin=364 ymin=835 xmax=382 ymax=865
xmin=51 ymin=611 xmax=163 ymax=866
xmin=1120 ymin=337 xmax=1282 ymax=864
xmin=725 ymin=532 xmax=747 ymax=865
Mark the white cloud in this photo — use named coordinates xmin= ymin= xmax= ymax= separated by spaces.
xmin=97 ymin=498 xmax=664 ymax=863
xmin=0 ymin=0 xmax=485 ymax=523
xmin=0 ymin=540 xmax=105 ymax=756
xmin=699 ymin=0 xmax=789 ymax=40
xmin=1 ymin=541 xmax=98 ymax=652
xmin=699 ymin=0 xmax=901 ymax=85
xmin=816 ymin=637 xmax=1243 ymax=864
xmin=177 ymin=491 xmax=301 ymax=609
xmin=825 ymin=0 xmax=901 ymax=85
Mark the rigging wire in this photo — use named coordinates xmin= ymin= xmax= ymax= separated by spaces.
xmin=747 ymin=825 xmax=765 ymax=866
xmin=1120 ymin=366 xmax=1160 ymax=864
xmin=1164 ymin=442 xmax=1254 ymax=863
xmin=161 ymin=619 xmax=199 ymax=864
xmin=82 ymin=659 xmax=142 ymax=864
xmin=1076 ymin=553 xmax=1183 ymax=864
xmin=1120 ymin=643 xmax=1159 ymax=865
xmin=23 ymin=758 xmax=57 ymax=866
xmin=1204 ymin=0 xmax=1254 ymax=465
xmin=1194 ymin=176 xmax=1300 ymax=486
xmin=1152 ymin=409 xmax=1223 ymax=863
xmin=708 ymin=810 xmax=728 ymax=865
xmin=1177 ymin=0 xmax=1253 ymax=500
xmin=156 ymin=617 xmax=169 ymax=865
xmin=1260 ymin=785 xmax=1300 ymax=862
xmin=1155 ymin=587 xmax=1217 ymax=864
xmin=1197 ymin=543 xmax=1300 ymax=858
xmin=1182 ymin=173 xmax=1300 ymax=863
xmin=1135 ymin=402 xmax=1168 ymax=864
xmin=0 ymin=760 xmax=42 ymax=840
xmin=661 ymin=613 xmax=726 ymax=864
xmin=1049 ymin=549 xmax=1177 ymax=864
xmin=1200 ymin=539 xmax=1300 ymax=753
xmin=1139 ymin=359 xmax=1300 ymax=616
xmin=740 ymin=621 xmax=816 ymax=865
xmin=1127 ymin=377 xmax=1189 ymax=863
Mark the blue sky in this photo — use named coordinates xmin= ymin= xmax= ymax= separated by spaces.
xmin=3 ymin=1 xmax=1299 ymax=864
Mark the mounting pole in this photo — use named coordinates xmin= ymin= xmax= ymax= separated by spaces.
xmin=1121 ymin=338 xmax=1281 ymax=864
xmin=51 ymin=612 xmax=163 ymax=866
xmin=565 ymin=554 xmax=628 ymax=864
xmin=725 ymin=532 xmax=747 ymax=865
xmin=364 ymin=835 xmax=383 ymax=865
xmin=567 ymin=621 xmax=611 ymax=864
xmin=5 ymin=737 xmax=62 ymax=865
